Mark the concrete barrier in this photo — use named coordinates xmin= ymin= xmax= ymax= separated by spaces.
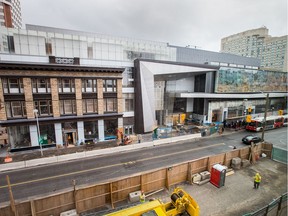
xmin=57 ymin=152 xmax=86 ymax=162
xmin=26 ymin=156 xmax=57 ymax=167
xmin=0 ymin=161 xmax=26 ymax=172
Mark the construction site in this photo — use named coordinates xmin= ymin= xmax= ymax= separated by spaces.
xmin=1 ymin=141 xmax=287 ymax=216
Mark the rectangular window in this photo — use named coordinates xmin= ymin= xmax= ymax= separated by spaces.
xmin=104 ymin=98 xmax=117 ymax=112
xmin=82 ymin=79 xmax=97 ymax=93
xmin=32 ymin=78 xmax=51 ymax=93
xmin=82 ymin=99 xmax=98 ymax=113
xmin=5 ymin=101 xmax=26 ymax=118
xmin=2 ymin=78 xmax=24 ymax=94
xmin=34 ymin=100 xmax=52 ymax=116
xmin=7 ymin=36 xmax=15 ymax=53
xmin=58 ymin=78 xmax=75 ymax=93
xmin=124 ymin=93 xmax=134 ymax=112
xmin=103 ymin=79 xmax=116 ymax=92
xmin=59 ymin=100 xmax=76 ymax=115
xmin=45 ymin=43 xmax=52 ymax=55
xmin=87 ymin=46 xmax=93 ymax=59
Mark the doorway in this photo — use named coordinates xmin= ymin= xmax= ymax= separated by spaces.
xmin=63 ymin=130 xmax=77 ymax=146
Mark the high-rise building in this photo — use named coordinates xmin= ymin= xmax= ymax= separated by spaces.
xmin=221 ymin=27 xmax=287 ymax=72
xmin=0 ymin=0 xmax=22 ymax=28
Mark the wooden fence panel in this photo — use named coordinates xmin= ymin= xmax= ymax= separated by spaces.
xmin=17 ymin=201 xmax=32 ymax=216
xmin=0 ymin=205 xmax=14 ymax=216
xmin=142 ymin=169 xmax=166 ymax=193
xmin=262 ymin=143 xmax=273 ymax=158
xmin=169 ymin=163 xmax=188 ymax=185
xmin=207 ymin=154 xmax=225 ymax=171
xmin=190 ymin=158 xmax=208 ymax=175
xmin=224 ymin=150 xmax=241 ymax=167
xmin=33 ymin=191 xmax=74 ymax=216
xmin=76 ymin=183 xmax=109 ymax=213
xmin=112 ymin=176 xmax=140 ymax=203
xmin=239 ymin=147 xmax=250 ymax=160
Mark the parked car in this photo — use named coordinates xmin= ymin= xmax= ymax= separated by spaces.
xmin=242 ymin=135 xmax=262 ymax=145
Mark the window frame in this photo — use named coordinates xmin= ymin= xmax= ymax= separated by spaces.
xmin=59 ymin=99 xmax=77 ymax=115
xmin=82 ymin=79 xmax=97 ymax=93
xmin=103 ymin=98 xmax=117 ymax=113
xmin=5 ymin=101 xmax=26 ymax=118
xmin=58 ymin=78 xmax=75 ymax=93
xmin=82 ymin=98 xmax=98 ymax=114
xmin=103 ymin=79 xmax=117 ymax=93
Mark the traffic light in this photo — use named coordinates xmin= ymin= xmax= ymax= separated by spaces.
xmin=246 ymin=115 xmax=252 ymax=123
xmin=248 ymin=107 xmax=252 ymax=114
xmin=278 ymin=110 xmax=283 ymax=115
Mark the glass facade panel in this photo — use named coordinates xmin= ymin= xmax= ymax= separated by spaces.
xmin=216 ymin=67 xmax=287 ymax=93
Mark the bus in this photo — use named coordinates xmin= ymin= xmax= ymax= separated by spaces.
xmin=246 ymin=115 xmax=284 ymax=132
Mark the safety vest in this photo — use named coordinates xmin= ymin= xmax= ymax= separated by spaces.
xmin=254 ymin=174 xmax=261 ymax=183
xmin=140 ymin=193 xmax=145 ymax=203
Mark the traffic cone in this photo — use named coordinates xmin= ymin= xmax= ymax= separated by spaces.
xmin=4 ymin=153 xmax=12 ymax=163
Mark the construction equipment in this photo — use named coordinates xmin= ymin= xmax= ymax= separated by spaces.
xmin=105 ymin=187 xmax=200 ymax=216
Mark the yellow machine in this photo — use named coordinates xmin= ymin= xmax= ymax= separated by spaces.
xmin=106 ymin=187 xmax=200 ymax=216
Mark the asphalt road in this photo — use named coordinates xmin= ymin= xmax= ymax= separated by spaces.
xmin=0 ymin=128 xmax=286 ymax=204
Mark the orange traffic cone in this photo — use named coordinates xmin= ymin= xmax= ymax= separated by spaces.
xmin=4 ymin=154 xmax=12 ymax=163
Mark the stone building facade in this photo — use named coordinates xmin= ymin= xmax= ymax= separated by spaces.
xmin=0 ymin=61 xmax=124 ymax=148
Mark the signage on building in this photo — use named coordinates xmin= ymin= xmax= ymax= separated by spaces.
xmin=49 ymin=56 xmax=80 ymax=65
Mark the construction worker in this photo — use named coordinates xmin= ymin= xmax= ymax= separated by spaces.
xmin=139 ymin=191 xmax=146 ymax=203
xmin=253 ymin=173 xmax=261 ymax=189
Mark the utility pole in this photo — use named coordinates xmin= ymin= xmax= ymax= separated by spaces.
xmin=261 ymin=93 xmax=269 ymax=141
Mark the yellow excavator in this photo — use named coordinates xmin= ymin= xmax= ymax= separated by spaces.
xmin=106 ymin=187 xmax=200 ymax=216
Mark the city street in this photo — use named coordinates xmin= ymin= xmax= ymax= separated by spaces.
xmin=0 ymin=128 xmax=286 ymax=204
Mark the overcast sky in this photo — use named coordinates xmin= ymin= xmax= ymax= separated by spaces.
xmin=21 ymin=0 xmax=287 ymax=52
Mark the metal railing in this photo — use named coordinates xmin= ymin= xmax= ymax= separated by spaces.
xmin=243 ymin=192 xmax=287 ymax=216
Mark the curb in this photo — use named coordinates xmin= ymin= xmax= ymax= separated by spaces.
xmin=0 ymin=134 xmax=202 ymax=172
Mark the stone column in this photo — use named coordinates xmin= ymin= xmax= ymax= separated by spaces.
xmin=50 ymin=78 xmax=60 ymax=117
xmin=98 ymin=119 xmax=105 ymax=141
xmin=77 ymin=121 xmax=85 ymax=145
xmin=23 ymin=78 xmax=34 ymax=119
xmin=97 ymin=79 xmax=103 ymax=114
xmin=29 ymin=125 xmax=38 ymax=146
xmin=55 ymin=123 xmax=63 ymax=145
xmin=75 ymin=78 xmax=83 ymax=116
xmin=0 ymin=79 xmax=7 ymax=120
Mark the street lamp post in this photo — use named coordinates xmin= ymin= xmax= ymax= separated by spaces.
xmin=261 ymin=93 xmax=269 ymax=141
xmin=34 ymin=109 xmax=43 ymax=156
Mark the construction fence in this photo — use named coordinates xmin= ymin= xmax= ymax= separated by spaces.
xmin=0 ymin=143 xmax=273 ymax=216
xmin=272 ymin=146 xmax=287 ymax=164
xmin=243 ymin=192 xmax=287 ymax=216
